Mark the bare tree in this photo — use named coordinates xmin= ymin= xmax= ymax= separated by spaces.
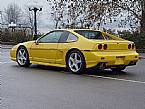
xmin=48 ymin=0 xmax=66 ymax=29
xmin=23 ymin=7 xmax=34 ymax=28
xmin=4 ymin=3 xmax=22 ymax=24
xmin=47 ymin=0 xmax=145 ymax=33
xmin=48 ymin=0 xmax=116 ymax=29
xmin=115 ymin=0 xmax=145 ymax=33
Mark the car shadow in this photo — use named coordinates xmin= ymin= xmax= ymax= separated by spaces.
xmin=30 ymin=64 xmax=134 ymax=77
xmin=85 ymin=69 xmax=131 ymax=77
xmin=11 ymin=64 xmax=135 ymax=78
xmin=31 ymin=64 xmax=68 ymax=71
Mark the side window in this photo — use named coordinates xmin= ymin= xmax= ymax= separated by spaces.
xmin=67 ymin=33 xmax=78 ymax=42
xmin=39 ymin=31 xmax=63 ymax=43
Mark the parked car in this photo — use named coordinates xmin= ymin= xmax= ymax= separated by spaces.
xmin=10 ymin=29 xmax=139 ymax=74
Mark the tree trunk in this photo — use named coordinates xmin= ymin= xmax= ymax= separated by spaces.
xmin=140 ymin=11 xmax=145 ymax=34
xmin=140 ymin=0 xmax=145 ymax=34
xmin=55 ymin=20 xmax=58 ymax=29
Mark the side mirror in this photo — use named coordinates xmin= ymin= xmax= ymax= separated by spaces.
xmin=35 ymin=39 xmax=39 ymax=45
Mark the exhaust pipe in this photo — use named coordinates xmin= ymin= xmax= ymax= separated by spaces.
xmin=97 ymin=63 xmax=106 ymax=70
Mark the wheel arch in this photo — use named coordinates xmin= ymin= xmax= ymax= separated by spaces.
xmin=65 ymin=48 xmax=86 ymax=65
xmin=16 ymin=45 xmax=31 ymax=67
xmin=16 ymin=45 xmax=29 ymax=57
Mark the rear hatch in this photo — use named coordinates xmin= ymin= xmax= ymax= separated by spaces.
xmin=92 ymin=40 xmax=134 ymax=51
xmin=73 ymin=30 xmax=135 ymax=51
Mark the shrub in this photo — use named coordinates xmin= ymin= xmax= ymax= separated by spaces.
xmin=118 ymin=31 xmax=145 ymax=49
xmin=1 ymin=28 xmax=33 ymax=44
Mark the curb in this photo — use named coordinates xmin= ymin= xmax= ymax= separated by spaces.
xmin=1 ymin=47 xmax=13 ymax=49
xmin=1 ymin=45 xmax=14 ymax=49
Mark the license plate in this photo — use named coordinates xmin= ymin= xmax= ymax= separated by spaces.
xmin=115 ymin=56 xmax=125 ymax=65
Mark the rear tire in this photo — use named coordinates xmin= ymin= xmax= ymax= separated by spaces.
xmin=16 ymin=46 xmax=31 ymax=67
xmin=66 ymin=50 xmax=86 ymax=74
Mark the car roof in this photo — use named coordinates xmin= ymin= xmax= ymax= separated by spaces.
xmin=53 ymin=29 xmax=102 ymax=32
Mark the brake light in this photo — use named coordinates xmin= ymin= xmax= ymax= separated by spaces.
xmin=132 ymin=44 xmax=135 ymax=49
xmin=98 ymin=44 xmax=102 ymax=50
xmin=128 ymin=44 xmax=131 ymax=49
xmin=104 ymin=44 xmax=107 ymax=50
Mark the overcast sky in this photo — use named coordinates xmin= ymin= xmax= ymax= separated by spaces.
xmin=0 ymin=0 xmax=53 ymax=33
xmin=0 ymin=0 xmax=48 ymax=11
xmin=0 ymin=0 xmax=133 ymax=33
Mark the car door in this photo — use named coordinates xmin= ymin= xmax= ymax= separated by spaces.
xmin=30 ymin=31 xmax=63 ymax=63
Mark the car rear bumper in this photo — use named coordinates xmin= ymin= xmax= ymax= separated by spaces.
xmin=84 ymin=51 xmax=139 ymax=68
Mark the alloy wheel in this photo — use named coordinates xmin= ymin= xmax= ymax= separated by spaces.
xmin=17 ymin=48 xmax=28 ymax=66
xmin=68 ymin=52 xmax=82 ymax=73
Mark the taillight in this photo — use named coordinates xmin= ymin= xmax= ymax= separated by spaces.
xmin=98 ymin=44 xmax=102 ymax=50
xmin=132 ymin=44 xmax=135 ymax=49
xmin=128 ymin=44 xmax=131 ymax=49
xmin=104 ymin=44 xmax=107 ymax=50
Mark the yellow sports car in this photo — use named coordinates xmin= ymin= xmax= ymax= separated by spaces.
xmin=10 ymin=29 xmax=139 ymax=74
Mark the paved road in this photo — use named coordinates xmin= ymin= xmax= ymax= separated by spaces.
xmin=1 ymin=49 xmax=145 ymax=109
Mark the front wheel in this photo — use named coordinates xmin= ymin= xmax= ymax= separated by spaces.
xmin=16 ymin=47 xmax=31 ymax=67
xmin=66 ymin=50 xmax=86 ymax=74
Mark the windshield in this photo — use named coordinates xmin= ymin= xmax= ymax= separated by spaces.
xmin=74 ymin=30 xmax=104 ymax=40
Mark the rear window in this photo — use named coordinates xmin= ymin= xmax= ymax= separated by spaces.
xmin=74 ymin=30 xmax=104 ymax=40
xmin=103 ymin=33 xmax=117 ymax=40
